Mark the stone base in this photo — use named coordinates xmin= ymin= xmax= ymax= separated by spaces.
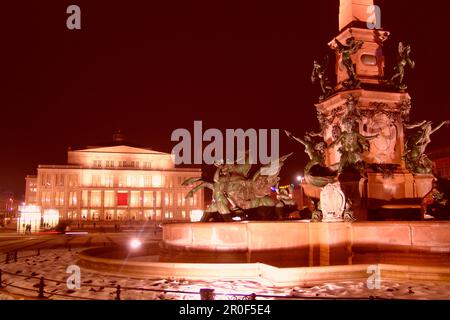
xmin=303 ymin=172 xmax=435 ymax=221
xmin=162 ymin=221 xmax=450 ymax=266
xmin=365 ymin=172 xmax=434 ymax=201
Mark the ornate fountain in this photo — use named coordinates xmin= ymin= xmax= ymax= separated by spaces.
xmin=287 ymin=0 xmax=449 ymax=222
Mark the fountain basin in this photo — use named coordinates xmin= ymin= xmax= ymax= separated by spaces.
xmin=77 ymin=221 xmax=450 ymax=287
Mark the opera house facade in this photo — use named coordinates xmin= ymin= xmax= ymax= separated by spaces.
xmin=24 ymin=136 xmax=204 ymax=222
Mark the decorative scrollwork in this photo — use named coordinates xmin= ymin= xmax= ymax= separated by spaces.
xmin=398 ymin=99 xmax=412 ymax=122
xmin=360 ymin=102 xmax=399 ymax=122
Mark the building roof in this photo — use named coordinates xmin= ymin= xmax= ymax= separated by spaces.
xmin=70 ymin=145 xmax=170 ymax=156
xmin=68 ymin=132 xmax=172 ymax=156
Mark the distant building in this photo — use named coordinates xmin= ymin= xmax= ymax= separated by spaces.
xmin=0 ymin=191 xmax=16 ymax=219
xmin=428 ymin=147 xmax=450 ymax=179
xmin=25 ymin=135 xmax=203 ymax=222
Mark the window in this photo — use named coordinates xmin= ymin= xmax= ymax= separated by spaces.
xmin=82 ymin=190 xmax=89 ymax=207
xmin=130 ymin=191 xmax=140 ymax=207
xmin=41 ymin=173 xmax=52 ymax=187
xmin=41 ymin=191 xmax=51 ymax=205
xmin=144 ymin=161 xmax=152 ymax=169
xmin=194 ymin=193 xmax=198 ymax=206
xmin=143 ymin=191 xmax=154 ymax=207
xmin=118 ymin=176 xmax=125 ymax=187
xmin=105 ymin=175 xmax=114 ymax=187
xmin=152 ymin=175 xmax=162 ymax=187
xmin=55 ymin=191 xmax=65 ymax=206
xmin=69 ymin=192 xmax=77 ymax=207
xmin=92 ymin=175 xmax=101 ymax=187
xmin=144 ymin=176 xmax=152 ymax=187
xmin=104 ymin=191 xmax=115 ymax=207
xmin=155 ymin=191 xmax=161 ymax=207
xmin=68 ymin=175 xmax=78 ymax=187
xmin=164 ymin=211 xmax=173 ymax=219
xmin=117 ymin=192 xmax=128 ymax=206
xmin=56 ymin=174 xmax=64 ymax=186
xmin=106 ymin=160 xmax=115 ymax=168
xmin=177 ymin=193 xmax=182 ymax=206
xmin=90 ymin=191 xmax=101 ymax=207
xmin=164 ymin=193 xmax=173 ymax=206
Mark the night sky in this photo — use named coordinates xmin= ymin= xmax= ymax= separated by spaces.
xmin=3 ymin=0 xmax=450 ymax=197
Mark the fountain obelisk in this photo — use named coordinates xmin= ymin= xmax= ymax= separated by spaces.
xmin=308 ymin=0 xmax=435 ymax=220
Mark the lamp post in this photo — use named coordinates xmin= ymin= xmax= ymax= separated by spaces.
xmin=296 ymin=176 xmax=304 ymax=209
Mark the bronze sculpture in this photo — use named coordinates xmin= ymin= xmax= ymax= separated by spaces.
xmin=183 ymin=152 xmax=292 ymax=220
xmin=328 ymin=121 xmax=378 ymax=173
xmin=311 ymin=56 xmax=334 ymax=100
xmin=334 ymin=37 xmax=364 ymax=89
xmin=391 ymin=42 xmax=415 ymax=90
xmin=285 ymin=130 xmax=337 ymax=187
xmin=403 ymin=120 xmax=450 ymax=174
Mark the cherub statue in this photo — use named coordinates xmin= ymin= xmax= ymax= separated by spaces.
xmin=311 ymin=56 xmax=334 ymax=100
xmin=328 ymin=121 xmax=378 ymax=173
xmin=391 ymin=42 xmax=415 ymax=90
xmin=334 ymin=37 xmax=364 ymax=88
xmin=403 ymin=120 xmax=450 ymax=174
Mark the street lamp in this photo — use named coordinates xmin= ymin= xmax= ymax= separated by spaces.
xmin=129 ymin=238 xmax=142 ymax=250
xmin=296 ymin=176 xmax=305 ymax=209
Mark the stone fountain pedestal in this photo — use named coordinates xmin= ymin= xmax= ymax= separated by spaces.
xmin=302 ymin=169 xmax=434 ymax=221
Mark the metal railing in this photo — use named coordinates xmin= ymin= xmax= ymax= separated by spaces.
xmin=0 ymin=267 xmax=385 ymax=300
xmin=0 ymin=248 xmax=386 ymax=301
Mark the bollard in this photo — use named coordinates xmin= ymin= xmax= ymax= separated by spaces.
xmin=0 ymin=269 xmax=3 ymax=288
xmin=115 ymin=285 xmax=121 ymax=300
xmin=5 ymin=252 xmax=9 ymax=264
xmin=200 ymin=288 xmax=215 ymax=300
xmin=249 ymin=293 xmax=256 ymax=300
xmin=37 ymin=248 xmax=40 ymax=256
xmin=38 ymin=277 xmax=45 ymax=299
xmin=68 ymin=244 xmax=71 ymax=252
xmin=14 ymin=251 xmax=18 ymax=262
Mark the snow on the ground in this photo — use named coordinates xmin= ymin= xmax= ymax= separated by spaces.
xmin=1 ymin=249 xmax=450 ymax=300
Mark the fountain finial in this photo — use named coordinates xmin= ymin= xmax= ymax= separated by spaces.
xmin=339 ymin=0 xmax=376 ymax=31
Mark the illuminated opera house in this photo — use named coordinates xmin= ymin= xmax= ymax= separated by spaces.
xmin=24 ymin=133 xmax=204 ymax=222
